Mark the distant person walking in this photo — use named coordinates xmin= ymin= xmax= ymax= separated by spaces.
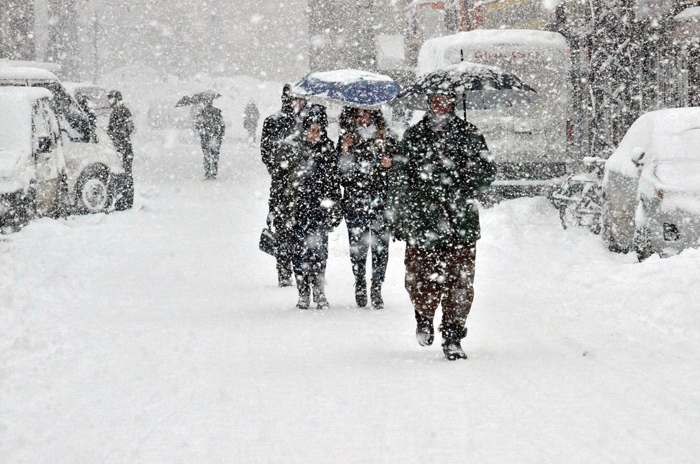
xmin=279 ymin=105 xmax=341 ymax=309
xmin=243 ymin=100 xmax=260 ymax=143
xmin=261 ymin=84 xmax=307 ymax=287
xmin=107 ymin=90 xmax=135 ymax=209
xmin=388 ymin=92 xmax=496 ymax=360
xmin=338 ymin=107 xmax=394 ymax=310
xmin=194 ymin=99 xmax=225 ymax=180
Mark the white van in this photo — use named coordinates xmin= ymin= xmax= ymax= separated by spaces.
xmin=0 ymin=66 xmax=130 ymax=213
xmin=417 ymin=29 xmax=573 ymax=198
xmin=0 ymin=87 xmax=67 ymax=230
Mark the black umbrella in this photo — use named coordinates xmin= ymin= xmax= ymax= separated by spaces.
xmin=175 ymin=90 xmax=221 ymax=107
xmin=395 ymin=61 xmax=538 ymax=112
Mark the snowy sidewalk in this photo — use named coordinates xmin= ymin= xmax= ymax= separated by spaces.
xmin=2 ymin=140 xmax=700 ymax=463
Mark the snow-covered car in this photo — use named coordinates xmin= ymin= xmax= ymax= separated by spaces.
xmin=0 ymin=87 xmax=67 ymax=230
xmin=602 ymin=107 xmax=700 ymax=260
xmin=0 ymin=66 xmax=130 ymax=213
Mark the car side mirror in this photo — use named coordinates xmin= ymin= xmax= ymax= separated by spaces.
xmin=37 ymin=136 xmax=53 ymax=155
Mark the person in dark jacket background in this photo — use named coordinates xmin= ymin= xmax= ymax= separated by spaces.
xmin=279 ymin=105 xmax=341 ymax=309
xmin=107 ymin=90 xmax=135 ymax=209
xmin=243 ymin=100 xmax=260 ymax=143
xmin=388 ymin=91 xmax=496 ymax=360
xmin=194 ymin=99 xmax=225 ymax=180
xmin=261 ymin=84 xmax=307 ymax=287
xmin=338 ymin=107 xmax=394 ymax=310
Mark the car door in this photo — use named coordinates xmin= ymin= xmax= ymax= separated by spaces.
xmin=31 ymin=99 xmax=62 ymax=215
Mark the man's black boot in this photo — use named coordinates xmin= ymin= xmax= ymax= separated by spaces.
xmin=440 ymin=324 xmax=468 ymax=360
xmin=370 ymin=283 xmax=383 ymax=310
xmin=415 ymin=311 xmax=434 ymax=346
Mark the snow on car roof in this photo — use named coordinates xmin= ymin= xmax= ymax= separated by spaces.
xmin=606 ymin=107 xmax=700 ymax=178
xmin=418 ymin=29 xmax=569 ymax=74
xmin=0 ymin=66 xmax=59 ymax=81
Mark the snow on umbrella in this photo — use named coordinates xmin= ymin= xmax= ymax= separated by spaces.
xmin=395 ymin=61 xmax=538 ymax=110
xmin=291 ymin=69 xmax=401 ymax=108
xmin=175 ymin=90 xmax=222 ymax=107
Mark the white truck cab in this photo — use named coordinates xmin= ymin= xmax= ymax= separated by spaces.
xmin=0 ymin=87 xmax=66 ymax=230
xmin=0 ymin=66 xmax=130 ymax=213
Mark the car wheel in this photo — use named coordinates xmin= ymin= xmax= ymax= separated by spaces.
xmin=76 ymin=166 xmax=112 ymax=214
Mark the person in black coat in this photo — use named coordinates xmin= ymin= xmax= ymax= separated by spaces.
xmin=338 ymin=107 xmax=394 ymax=309
xmin=107 ymin=90 xmax=135 ymax=209
xmin=279 ymin=105 xmax=341 ymax=309
xmin=261 ymin=84 xmax=307 ymax=287
xmin=194 ymin=100 xmax=225 ymax=180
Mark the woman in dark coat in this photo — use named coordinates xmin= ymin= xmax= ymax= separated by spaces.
xmin=338 ymin=107 xmax=394 ymax=309
xmin=281 ymin=105 xmax=342 ymax=309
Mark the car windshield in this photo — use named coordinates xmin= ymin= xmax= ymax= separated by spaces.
xmin=656 ymin=161 xmax=700 ymax=192
xmin=31 ymin=81 xmax=92 ymax=141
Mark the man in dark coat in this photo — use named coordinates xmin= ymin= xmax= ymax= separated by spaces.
xmin=338 ymin=107 xmax=394 ymax=310
xmin=107 ymin=90 xmax=135 ymax=209
xmin=194 ymin=100 xmax=225 ymax=180
xmin=279 ymin=105 xmax=341 ymax=309
xmin=261 ymin=84 xmax=306 ymax=287
xmin=243 ymin=100 xmax=260 ymax=142
xmin=388 ymin=92 xmax=496 ymax=360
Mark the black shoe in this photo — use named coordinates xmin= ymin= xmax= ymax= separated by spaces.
xmin=355 ymin=279 xmax=367 ymax=307
xmin=415 ymin=312 xmax=434 ymax=347
xmin=370 ymin=285 xmax=383 ymax=310
xmin=442 ymin=340 xmax=467 ymax=360
xmin=278 ymin=276 xmax=293 ymax=287
xmin=296 ymin=293 xmax=310 ymax=310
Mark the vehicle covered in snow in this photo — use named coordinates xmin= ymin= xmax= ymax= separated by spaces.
xmin=0 ymin=87 xmax=67 ymax=229
xmin=603 ymin=107 xmax=700 ymax=260
xmin=417 ymin=29 xmax=572 ymax=198
xmin=0 ymin=67 xmax=129 ymax=213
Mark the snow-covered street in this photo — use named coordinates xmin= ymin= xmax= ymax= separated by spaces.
xmin=2 ymin=137 xmax=700 ymax=463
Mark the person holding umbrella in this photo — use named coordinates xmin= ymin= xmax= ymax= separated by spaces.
xmin=338 ymin=106 xmax=395 ymax=310
xmin=388 ymin=90 xmax=496 ymax=360
xmin=188 ymin=93 xmax=225 ymax=180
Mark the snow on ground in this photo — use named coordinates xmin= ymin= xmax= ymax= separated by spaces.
xmin=2 ymin=115 xmax=700 ymax=463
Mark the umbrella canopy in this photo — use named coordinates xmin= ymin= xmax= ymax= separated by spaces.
xmin=395 ymin=61 xmax=538 ymax=110
xmin=291 ymin=69 xmax=401 ymax=108
xmin=175 ymin=90 xmax=221 ymax=107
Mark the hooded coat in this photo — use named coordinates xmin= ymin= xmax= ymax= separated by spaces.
xmin=388 ymin=113 xmax=496 ymax=246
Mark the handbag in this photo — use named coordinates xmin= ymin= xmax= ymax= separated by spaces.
xmin=259 ymin=227 xmax=277 ymax=256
